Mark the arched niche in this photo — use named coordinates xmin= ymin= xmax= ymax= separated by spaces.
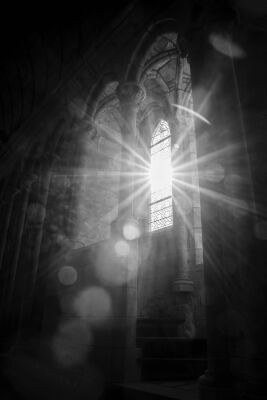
xmin=134 ymin=30 xmax=205 ymax=338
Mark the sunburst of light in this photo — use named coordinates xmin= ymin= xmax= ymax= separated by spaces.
xmin=67 ymin=106 xmax=252 ymax=275
xmin=94 ymin=121 xmax=151 ymax=170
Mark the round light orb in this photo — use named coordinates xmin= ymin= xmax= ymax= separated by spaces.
xmin=122 ymin=219 xmax=140 ymax=240
xmin=73 ymin=287 xmax=111 ymax=323
xmin=114 ymin=240 xmax=130 ymax=257
xmin=209 ymin=33 xmax=246 ymax=59
xmin=58 ymin=266 xmax=77 ymax=286
xmin=203 ymin=163 xmax=225 ymax=183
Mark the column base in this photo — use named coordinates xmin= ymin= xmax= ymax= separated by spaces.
xmin=173 ymin=279 xmax=195 ymax=338
xmin=173 ymin=279 xmax=194 ymax=293
xmin=198 ymin=372 xmax=237 ymax=400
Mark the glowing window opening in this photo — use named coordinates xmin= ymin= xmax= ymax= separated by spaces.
xmin=149 ymin=120 xmax=173 ymax=232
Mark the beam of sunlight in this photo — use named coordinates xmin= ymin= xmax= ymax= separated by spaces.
xmin=94 ymin=121 xmax=151 ymax=169
xmin=117 ymin=178 xmax=151 ymax=214
xmin=172 ymin=104 xmax=211 ymax=125
xmin=173 ymin=177 xmax=250 ymax=216
xmin=172 ymin=142 xmax=240 ymax=175
xmin=172 ymin=195 xmax=194 ymax=238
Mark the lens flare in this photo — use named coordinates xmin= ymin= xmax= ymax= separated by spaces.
xmin=58 ymin=266 xmax=77 ymax=286
xmin=73 ymin=287 xmax=112 ymax=324
xmin=114 ymin=240 xmax=130 ymax=257
xmin=202 ymin=163 xmax=225 ymax=183
xmin=122 ymin=219 xmax=141 ymax=240
xmin=209 ymin=33 xmax=246 ymax=58
xmin=95 ymin=242 xmax=130 ymax=286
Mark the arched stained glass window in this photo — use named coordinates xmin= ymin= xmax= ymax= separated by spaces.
xmin=149 ymin=120 xmax=173 ymax=232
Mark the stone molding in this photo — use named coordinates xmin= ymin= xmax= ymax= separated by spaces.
xmin=173 ymin=279 xmax=194 ymax=293
xmin=116 ymin=81 xmax=145 ymax=109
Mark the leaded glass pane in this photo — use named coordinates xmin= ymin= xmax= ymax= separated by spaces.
xmin=151 ymin=137 xmax=171 ymax=156
xmin=151 ymin=120 xmax=170 ymax=146
xmin=150 ymin=216 xmax=173 ymax=232
xmin=149 ymin=120 xmax=173 ymax=232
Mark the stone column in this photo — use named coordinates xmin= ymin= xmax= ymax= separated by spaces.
xmin=169 ymin=117 xmax=195 ymax=338
xmin=116 ymin=81 xmax=145 ymax=218
xmin=0 ymin=187 xmax=21 ymax=272
xmin=0 ymin=164 xmax=24 ymax=273
xmin=17 ymin=154 xmax=59 ymax=345
xmin=230 ymin=14 xmax=267 ymax=400
xmin=110 ymin=81 xmax=145 ymax=382
xmin=7 ymin=174 xmax=36 ymax=314
xmin=31 ymin=154 xmax=59 ymax=294
xmin=186 ymin=4 xmax=251 ymax=398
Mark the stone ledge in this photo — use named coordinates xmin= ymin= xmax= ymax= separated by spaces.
xmin=173 ymin=279 xmax=194 ymax=293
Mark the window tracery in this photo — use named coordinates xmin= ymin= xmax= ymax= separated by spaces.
xmin=149 ymin=119 xmax=173 ymax=231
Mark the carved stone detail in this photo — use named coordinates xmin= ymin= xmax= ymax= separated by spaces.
xmin=116 ymin=81 xmax=145 ymax=109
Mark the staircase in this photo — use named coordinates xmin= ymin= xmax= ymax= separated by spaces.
xmin=106 ymin=318 xmax=207 ymax=400
xmin=136 ymin=318 xmax=207 ymax=382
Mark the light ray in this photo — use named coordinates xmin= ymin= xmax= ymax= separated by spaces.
xmin=172 ymin=142 xmax=240 ymax=174
xmin=172 ymin=194 xmax=194 ymax=238
xmin=172 ymin=104 xmax=211 ymax=125
xmin=94 ymin=121 xmax=151 ymax=169
xmin=173 ymin=177 xmax=251 ymax=214
xmin=117 ymin=178 xmax=151 ymax=215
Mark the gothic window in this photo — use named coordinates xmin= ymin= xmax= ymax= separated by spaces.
xmin=149 ymin=120 xmax=173 ymax=232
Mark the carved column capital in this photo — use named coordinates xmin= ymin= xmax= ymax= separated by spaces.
xmin=116 ymin=81 xmax=146 ymax=109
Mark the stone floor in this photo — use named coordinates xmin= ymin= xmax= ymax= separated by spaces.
xmin=112 ymin=380 xmax=199 ymax=400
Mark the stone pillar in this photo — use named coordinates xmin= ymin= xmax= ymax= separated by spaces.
xmin=7 ymin=174 xmax=36 ymax=314
xmin=0 ymin=187 xmax=21 ymax=272
xmin=0 ymin=164 xmax=24 ymax=273
xmin=173 ymin=219 xmax=194 ymax=338
xmin=116 ymin=81 xmax=145 ymax=218
xmin=186 ymin=4 xmax=246 ymax=398
xmin=230 ymin=14 xmax=267 ymax=400
xmin=110 ymin=81 xmax=145 ymax=382
xmin=17 ymin=154 xmax=59 ymax=345
xmin=31 ymin=154 xmax=59 ymax=294
xmin=169 ymin=117 xmax=195 ymax=338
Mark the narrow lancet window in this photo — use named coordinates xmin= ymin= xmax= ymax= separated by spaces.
xmin=149 ymin=120 xmax=173 ymax=232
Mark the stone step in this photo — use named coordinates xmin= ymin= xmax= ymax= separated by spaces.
xmin=138 ymin=357 xmax=207 ymax=381
xmin=136 ymin=337 xmax=207 ymax=358
xmin=107 ymin=381 xmax=199 ymax=400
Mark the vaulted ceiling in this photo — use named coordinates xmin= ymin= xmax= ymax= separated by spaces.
xmin=0 ymin=0 xmax=266 ymax=149
xmin=0 ymin=1 xmax=132 ymax=144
